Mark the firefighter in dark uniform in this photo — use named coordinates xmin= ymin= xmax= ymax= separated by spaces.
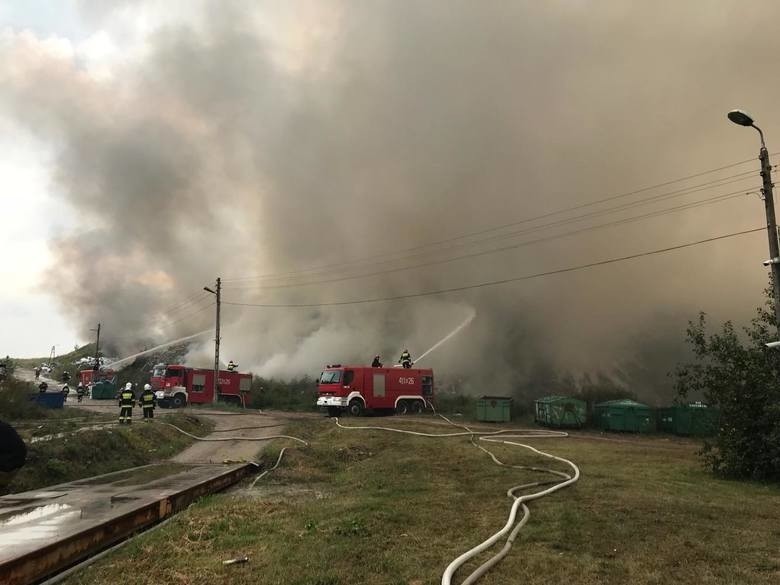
xmin=139 ymin=384 xmax=156 ymax=422
xmin=399 ymin=349 xmax=413 ymax=369
xmin=371 ymin=355 xmax=382 ymax=368
xmin=118 ymin=382 xmax=135 ymax=424
xmin=227 ymin=360 xmax=238 ymax=371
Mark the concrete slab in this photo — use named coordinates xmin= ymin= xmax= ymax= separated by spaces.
xmin=0 ymin=462 xmax=253 ymax=585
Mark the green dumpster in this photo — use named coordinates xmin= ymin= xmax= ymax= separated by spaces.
xmin=91 ymin=380 xmax=117 ymax=400
xmin=477 ymin=396 xmax=512 ymax=423
xmin=594 ymin=399 xmax=656 ymax=433
xmin=658 ymin=403 xmax=719 ymax=436
xmin=534 ymin=395 xmax=586 ymax=428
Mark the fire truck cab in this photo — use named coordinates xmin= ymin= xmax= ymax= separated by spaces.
xmin=316 ymin=364 xmax=434 ymax=416
xmin=151 ymin=364 xmax=252 ymax=408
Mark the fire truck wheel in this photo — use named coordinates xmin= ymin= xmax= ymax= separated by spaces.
xmin=410 ymin=400 xmax=423 ymax=414
xmin=327 ymin=407 xmax=340 ymax=417
xmin=348 ymin=399 xmax=364 ymax=417
xmin=172 ymin=394 xmax=187 ymax=408
xmin=395 ymin=401 xmax=409 ymax=415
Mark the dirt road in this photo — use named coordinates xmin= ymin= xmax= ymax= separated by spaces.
xmin=15 ymin=368 xmax=287 ymax=463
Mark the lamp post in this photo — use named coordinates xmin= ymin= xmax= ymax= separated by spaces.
xmin=728 ymin=109 xmax=780 ymax=329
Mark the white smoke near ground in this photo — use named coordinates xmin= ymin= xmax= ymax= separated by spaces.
xmin=3 ymin=1 xmax=779 ymax=401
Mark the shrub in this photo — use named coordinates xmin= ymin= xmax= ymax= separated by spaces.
xmin=675 ymin=299 xmax=780 ymax=480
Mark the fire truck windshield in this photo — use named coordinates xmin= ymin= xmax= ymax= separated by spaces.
xmin=319 ymin=370 xmax=342 ymax=384
xmin=152 ymin=365 xmax=165 ymax=378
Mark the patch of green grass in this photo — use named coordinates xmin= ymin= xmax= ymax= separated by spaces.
xmin=3 ymin=414 xmax=212 ymax=495
xmin=62 ymin=418 xmax=780 ymax=585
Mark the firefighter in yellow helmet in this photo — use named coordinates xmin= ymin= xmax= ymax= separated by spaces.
xmin=118 ymin=382 xmax=135 ymax=424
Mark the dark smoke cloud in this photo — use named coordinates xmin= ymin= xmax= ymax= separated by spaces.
xmin=2 ymin=1 xmax=778 ymax=401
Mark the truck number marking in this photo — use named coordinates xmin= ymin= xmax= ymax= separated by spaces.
xmin=399 ymin=377 xmax=415 ymax=385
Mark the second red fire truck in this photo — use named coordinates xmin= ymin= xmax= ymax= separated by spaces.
xmin=316 ymin=364 xmax=434 ymax=416
xmin=151 ymin=363 xmax=252 ymax=408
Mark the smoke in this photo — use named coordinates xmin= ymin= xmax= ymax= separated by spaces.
xmin=2 ymin=1 xmax=778 ymax=401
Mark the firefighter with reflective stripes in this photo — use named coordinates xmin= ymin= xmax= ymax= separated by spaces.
xmin=139 ymin=383 xmax=156 ymax=422
xmin=118 ymin=382 xmax=134 ymax=424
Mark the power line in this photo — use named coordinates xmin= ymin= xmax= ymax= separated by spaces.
xmin=223 ymin=156 xmax=767 ymax=284
xmin=160 ymin=300 xmax=216 ymax=329
xmin=224 ymin=186 xmax=756 ymax=292
xmin=226 ymin=171 xmax=759 ymax=289
xmin=221 ymin=227 xmax=763 ymax=308
xmin=159 ymin=293 xmax=213 ymax=317
xmin=157 ymin=291 xmax=210 ymax=314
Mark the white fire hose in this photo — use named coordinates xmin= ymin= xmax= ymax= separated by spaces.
xmin=333 ymin=416 xmax=579 ymax=585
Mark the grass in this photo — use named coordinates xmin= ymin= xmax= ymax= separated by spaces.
xmin=58 ymin=416 xmax=780 ymax=585
xmin=4 ymin=413 xmax=213 ymax=495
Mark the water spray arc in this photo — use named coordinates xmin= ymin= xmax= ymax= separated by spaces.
xmin=414 ymin=307 xmax=477 ymax=365
xmin=108 ymin=330 xmax=211 ymax=370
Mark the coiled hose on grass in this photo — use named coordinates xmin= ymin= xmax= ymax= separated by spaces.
xmin=333 ymin=416 xmax=579 ymax=585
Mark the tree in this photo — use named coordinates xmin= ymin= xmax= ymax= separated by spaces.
xmin=675 ymin=293 xmax=780 ymax=480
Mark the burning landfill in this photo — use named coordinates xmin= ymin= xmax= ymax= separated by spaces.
xmin=1 ymin=1 xmax=774 ymax=402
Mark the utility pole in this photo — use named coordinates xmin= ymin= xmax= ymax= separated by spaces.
xmin=204 ymin=278 xmax=221 ymax=404
xmin=91 ymin=323 xmax=101 ymax=371
xmin=728 ymin=109 xmax=780 ymax=330
xmin=758 ymin=147 xmax=780 ymax=328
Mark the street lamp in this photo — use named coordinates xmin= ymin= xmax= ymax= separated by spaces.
xmin=728 ymin=109 xmax=780 ymax=330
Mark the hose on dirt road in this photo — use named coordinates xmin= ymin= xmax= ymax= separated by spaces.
xmin=333 ymin=416 xmax=579 ymax=585
xmin=158 ymin=421 xmax=308 ymax=446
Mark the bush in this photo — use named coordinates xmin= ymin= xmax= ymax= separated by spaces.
xmin=0 ymin=378 xmax=45 ymax=420
xmin=250 ymin=376 xmax=318 ymax=411
xmin=675 ymin=300 xmax=780 ymax=480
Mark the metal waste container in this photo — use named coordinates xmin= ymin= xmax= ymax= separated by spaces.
xmin=476 ymin=396 xmax=512 ymax=423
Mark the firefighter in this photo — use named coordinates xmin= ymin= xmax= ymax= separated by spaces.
xmin=34 ymin=367 xmax=41 ymax=380
xmin=38 ymin=381 xmax=48 ymax=393
xmin=371 ymin=355 xmax=382 ymax=368
xmin=139 ymin=384 xmax=156 ymax=422
xmin=227 ymin=360 xmax=238 ymax=371
xmin=61 ymin=370 xmax=71 ymax=383
xmin=118 ymin=382 xmax=135 ymax=424
xmin=76 ymin=383 xmax=86 ymax=403
xmin=399 ymin=349 xmax=413 ymax=369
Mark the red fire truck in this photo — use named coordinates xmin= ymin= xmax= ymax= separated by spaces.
xmin=316 ymin=364 xmax=434 ymax=416
xmin=151 ymin=364 xmax=252 ymax=408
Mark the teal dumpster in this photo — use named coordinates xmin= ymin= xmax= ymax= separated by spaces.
xmin=534 ymin=395 xmax=586 ymax=428
xmin=91 ymin=380 xmax=117 ymax=400
xmin=477 ymin=396 xmax=512 ymax=423
xmin=658 ymin=403 xmax=719 ymax=436
xmin=594 ymin=399 xmax=656 ymax=433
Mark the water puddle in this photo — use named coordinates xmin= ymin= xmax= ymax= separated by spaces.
xmin=0 ymin=503 xmax=81 ymax=548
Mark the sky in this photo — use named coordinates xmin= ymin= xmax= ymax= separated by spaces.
xmin=3 ymin=1 xmax=780 ymax=401
xmin=0 ymin=0 xmax=196 ymax=357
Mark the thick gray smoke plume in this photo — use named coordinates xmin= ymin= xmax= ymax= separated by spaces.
xmin=3 ymin=1 xmax=778 ymax=401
